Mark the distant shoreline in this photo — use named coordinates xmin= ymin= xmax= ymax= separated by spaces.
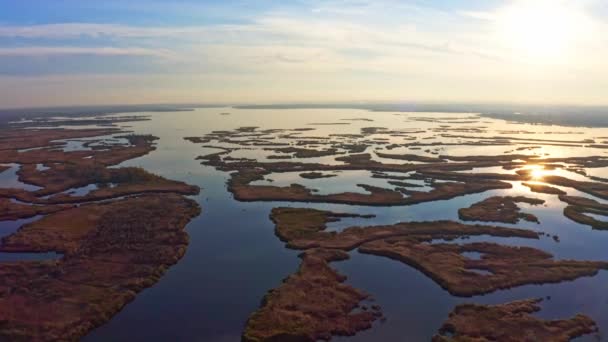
xmin=234 ymin=103 xmax=608 ymax=128
xmin=2 ymin=102 xmax=608 ymax=127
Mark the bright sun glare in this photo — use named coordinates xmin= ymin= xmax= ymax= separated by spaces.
xmin=530 ymin=168 xmax=548 ymax=180
xmin=497 ymin=0 xmax=584 ymax=61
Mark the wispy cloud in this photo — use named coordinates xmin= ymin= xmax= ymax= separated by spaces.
xmin=0 ymin=23 xmax=222 ymax=39
xmin=458 ymin=11 xmax=497 ymax=21
xmin=0 ymin=0 xmax=607 ymax=107
xmin=0 ymin=46 xmax=175 ymax=59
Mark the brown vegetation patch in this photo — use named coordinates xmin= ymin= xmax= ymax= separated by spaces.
xmin=560 ymin=195 xmax=608 ymax=230
xmin=269 ymin=147 xmax=341 ymax=158
xmin=242 ymin=249 xmax=381 ymax=342
xmin=23 ymin=165 xmax=197 ymax=200
xmin=433 ymin=299 xmax=597 ymax=342
xmin=271 ymin=207 xmax=538 ymax=251
xmin=541 ymin=175 xmax=608 ymax=200
xmin=0 ymin=128 xmax=120 ymax=151
xmin=375 ymin=152 xmax=445 ymax=163
xmin=299 ymin=172 xmax=337 ymax=179
xmin=523 ymin=182 xmax=567 ymax=195
xmin=0 ymin=194 xmax=201 ymax=341
xmin=10 ymin=115 xmax=149 ymax=128
xmin=228 ymin=168 xmax=512 ymax=206
xmin=0 ymin=123 xmax=203 ymax=340
xmin=0 ymin=126 xmax=197 ymax=205
xmin=359 ymin=240 xmax=608 ymax=296
xmin=0 ymin=198 xmax=73 ymax=221
xmin=458 ymin=196 xmax=544 ymax=224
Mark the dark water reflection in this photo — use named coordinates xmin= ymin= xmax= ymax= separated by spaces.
xmin=333 ymin=252 xmax=608 ymax=342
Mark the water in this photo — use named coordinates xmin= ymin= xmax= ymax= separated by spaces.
xmin=62 ymin=184 xmax=99 ymax=196
xmin=0 ymin=107 xmax=607 ymax=341
xmin=461 ymin=251 xmax=484 ymax=260
xmin=0 ymin=252 xmax=62 ymax=262
xmin=251 ymin=170 xmax=431 ymax=196
xmin=0 ymin=164 xmax=43 ymax=191
xmin=0 ymin=216 xmax=42 ymax=239
xmin=0 ymin=216 xmax=61 ymax=262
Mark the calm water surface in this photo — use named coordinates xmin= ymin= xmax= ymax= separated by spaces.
xmin=2 ymin=108 xmax=607 ymax=341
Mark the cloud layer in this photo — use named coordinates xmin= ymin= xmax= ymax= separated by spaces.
xmin=1 ymin=0 xmax=607 ymax=107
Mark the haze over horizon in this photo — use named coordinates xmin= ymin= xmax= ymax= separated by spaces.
xmin=1 ymin=0 xmax=607 ymax=108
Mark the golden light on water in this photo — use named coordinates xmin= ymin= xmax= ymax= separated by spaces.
xmin=530 ymin=168 xmax=548 ymax=180
xmin=524 ymin=164 xmax=549 ymax=180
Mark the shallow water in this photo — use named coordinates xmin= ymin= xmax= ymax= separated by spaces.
xmin=0 ymin=164 xmax=43 ymax=191
xmin=1 ymin=107 xmax=607 ymax=341
xmin=251 ymin=170 xmax=431 ymax=196
xmin=0 ymin=216 xmax=61 ymax=262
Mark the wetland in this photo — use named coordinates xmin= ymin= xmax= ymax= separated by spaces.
xmin=1 ymin=106 xmax=608 ymax=341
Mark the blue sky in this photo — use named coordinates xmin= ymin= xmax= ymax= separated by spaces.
xmin=0 ymin=1 xmax=500 ymax=25
xmin=0 ymin=0 xmax=606 ymax=107
xmin=0 ymin=1 xmax=273 ymax=25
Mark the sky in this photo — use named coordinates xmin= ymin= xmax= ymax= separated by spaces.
xmin=0 ymin=0 xmax=607 ymax=108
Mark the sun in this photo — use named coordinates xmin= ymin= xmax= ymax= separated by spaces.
xmin=530 ymin=168 xmax=547 ymax=180
xmin=524 ymin=165 xmax=548 ymax=180
xmin=496 ymin=0 xmax=584 ymax=61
